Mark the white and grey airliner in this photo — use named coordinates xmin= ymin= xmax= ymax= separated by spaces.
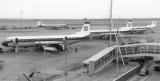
xmin=118 ymin=20 xmax=157 ymax=34
xmin=36 ymin=21 xmax=70 ymax=30
xmin=2 ymin=20 xmax=156 ymax=51
xmin=2 ymin=22 xmax=91 ymax=51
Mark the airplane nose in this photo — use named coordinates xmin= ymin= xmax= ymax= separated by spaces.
xmin=1 ymin=41 xmax=8 ymax=47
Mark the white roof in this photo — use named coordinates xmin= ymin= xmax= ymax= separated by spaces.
xmin=82 ymin=45 xmax=117 ymax=64
xmin=82 ymin=42 xmax=160 ymax=64
xmin=120 ymin=42 xmax=160 ymax=47
xmin=144 ymin=42 xmax=160 ymax=46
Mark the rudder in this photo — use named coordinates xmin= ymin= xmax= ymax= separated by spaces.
xmin=151 ymin=20 xmax=156 ymax=27
xmin=36 ymin=21 xmax=43 ymax=27
xmin=126 ymin=20 xmax=133 ymax=27
xmin=80 ymin=22 xmax=90 ymax=32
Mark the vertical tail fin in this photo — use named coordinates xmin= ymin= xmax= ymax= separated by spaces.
xmin=36 ymin=21 xmax=43 ymax=27
xmin=80 ymin=22 xmax=90 ymax=32
xmin=146 ymin=20 xmax=157 ymax=28
xmin=126 ymin=20 xmax=133 ymax=27
xmin=151 ymin=20 xmax=156 ymax=27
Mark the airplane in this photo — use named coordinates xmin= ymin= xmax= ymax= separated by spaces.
xmin=1 ymin=21 xmax=131 ymax=52
xmin=2 ymin=20 xmax=155 ymax=52
xmin=89 ymin=20 xmax=157 ymax=39
xmin=2 ymin=22 xmax=91 ymax=52
xmin=118 ymin=20 xmax=157 ymax=34
xmin=89 ymin=24 xmax=133 ymax=39
xmin=36 ymin=21 xmax=70 ymax=30
xmin=146 ymin=20 xmax=157 ymax=29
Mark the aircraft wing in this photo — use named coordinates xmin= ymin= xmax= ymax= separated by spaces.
xmin=90 ymin=30 xmax=110 ymax=34
xmin=35 ymin=41 xmax=63 ymax=45
xmin=90 ymin=29 xmax=123 ymax=34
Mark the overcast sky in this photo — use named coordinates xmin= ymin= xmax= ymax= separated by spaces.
xmin=0 ymin=0 xmax=159 ymax=19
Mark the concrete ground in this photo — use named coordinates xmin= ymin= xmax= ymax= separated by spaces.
xmin=56 ymin=63 xmax=136 ymax=81
xmin=145 ymin=64 xmax=160 ymax=81
xmin=0 ymin=39 xmax=109 ymax=80
xmin=0 ymin=25 xmax=160 ymax=81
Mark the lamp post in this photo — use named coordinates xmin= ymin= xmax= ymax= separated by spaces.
xmin=109 ymin=0 xmax=113 ymax=47
xmin=20 ymin=11 xmax=23 ymax=27
xmin=109 ymin=0 xmax=125 ymax=75
xmin=64 ymin=37 xmax=68 ymax=81
xmin=15 ymin=38 xmax=19 ymax=53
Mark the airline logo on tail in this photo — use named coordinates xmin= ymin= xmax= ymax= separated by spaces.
xmin=36 ymin=21 xmax=44 ymax=27
xmin=126 ymin=20 xmax=133 ymax=27
xmin=84 ymin=26 xmax=89 ymax=31
xmin=146 ymin=20 xmax=157 ymax=28
xmin=81 ymin=22 xmax=90 ymax=32
xmin=152 ymin=21 xmax=156 ymax=25
xmin=151 ymin=20 xmax=156 ymax=27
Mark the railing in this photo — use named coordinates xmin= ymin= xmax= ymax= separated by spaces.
xmin=82 ymin=45 xmax=117 ymax=75
xmin=82 ymin=43 xmax=160 ymax=75
xmin=120 ymin=44 xmax=160 ymax=57
xmin=113 ymin=64 xmax=142 ymax=81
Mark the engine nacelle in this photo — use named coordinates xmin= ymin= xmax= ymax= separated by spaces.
xmin=50 ymin=44 xmax=65 ymax=51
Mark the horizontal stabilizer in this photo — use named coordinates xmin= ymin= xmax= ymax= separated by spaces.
xmin=35 ymin=41 xmax=63 ymax=45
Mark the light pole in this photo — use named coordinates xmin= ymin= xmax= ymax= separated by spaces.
xmin=20 ymin=11 xmax=23 ymax=27
xmin=109 ymin=0 xmax=113 ymax=46
xmin=15 ymin=38 xmax=19 ymax=54
xmin=64 ymin=37 xmax=68 ymax=81
xmin=109 ymin=0 xmax=125 ymax=75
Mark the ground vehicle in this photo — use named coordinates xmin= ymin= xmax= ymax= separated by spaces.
xmin=154 ymin=60 xmax=160 ymax=71
xmin=139 ymin=67 xmax=149 ymax=76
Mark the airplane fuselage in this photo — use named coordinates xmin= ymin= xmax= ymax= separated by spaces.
xmin=2 ymin=32 xmax=90 ymax=51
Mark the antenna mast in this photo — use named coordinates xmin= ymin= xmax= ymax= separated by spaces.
xmin=109 ymin=0 xmax=125 ymax=73
xmin=109 ymin=0 xmax=113 ymax=46
xmin=20 ymin=11 xmax=23 ymax=27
